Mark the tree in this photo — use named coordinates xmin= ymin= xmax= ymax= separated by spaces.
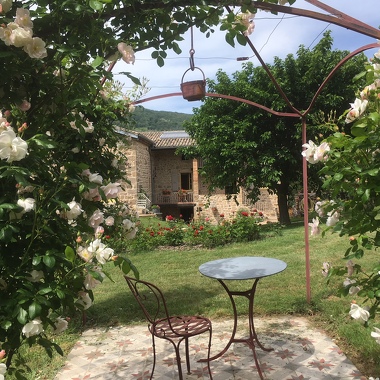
xmin=183 ymin=31 xmax=367 ymax=224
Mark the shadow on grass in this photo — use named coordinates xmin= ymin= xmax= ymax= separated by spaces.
xmin=85 ymin=283 xmax=224 ymax=327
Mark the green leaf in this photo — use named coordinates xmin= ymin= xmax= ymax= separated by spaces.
xmin=236 ymin=33 xmax=247 ymax=46
xmin=38 ymin=287 xmax=52 ymax=295
xmin=43 ymin=255 xmax=56 ymax=268
xmin=89 ymin=0 xmax=103 ymax=11
xmin=121 ymin=260 xmax=131 ymax=274
xmin=351 ymin=122 xmax=368 ymax=137
xmin=56 ymin=289 xmax=66 ymax=300
xmin=225 ymin=32 xmax=235 ymax=47
xmin=157 ymin=56 xmax=164 ymax=67
xmin=1 ymin=320 xmax=12 ymax=330
xmin=32 ymin=256 xmax=42 ymax=265
xmin=333 ymin=173 xmax=343 ymax=181
xmin=52 ymin=342 xmax=64 ymax=356
xmin=17 ymin=307 xmax=28 ymax=325
xmin=65 ymin=246 xmax=76 ymax=262
xmin=0 ymin=203 xmax=19 ymax=210
xmin=354 ymin=249 xmax=364 ymax=259
xmin=91 ymin=56 xmax=103 ymax=68
xmin=29 ymin=301 xmax=42 ymax=319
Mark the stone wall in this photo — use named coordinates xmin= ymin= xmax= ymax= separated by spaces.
xmin=118 ymin=137 xmax=152 ymax=211
xmin=118 ymin=136 xmax=279 ymax=223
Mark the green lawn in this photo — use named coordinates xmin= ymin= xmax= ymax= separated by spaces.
xmin=11 ymin=222 xmax=380 ymax=378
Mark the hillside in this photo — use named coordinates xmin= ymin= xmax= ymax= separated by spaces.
xmin=130 ymin=106 xmax=192 ymax=131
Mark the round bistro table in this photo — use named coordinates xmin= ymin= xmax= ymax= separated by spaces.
xmin=198 ymin=256 xmax=287 ymax=380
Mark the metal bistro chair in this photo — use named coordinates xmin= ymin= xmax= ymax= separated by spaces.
xmin=124 ymin=276 xmax=213 ymax=379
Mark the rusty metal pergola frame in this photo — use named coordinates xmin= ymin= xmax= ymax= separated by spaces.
xmin=130 ymin=0 xmax=380 ymax=303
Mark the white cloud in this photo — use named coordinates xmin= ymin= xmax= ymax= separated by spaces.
xmin=115 ymin=0 xmax=380 ymax=114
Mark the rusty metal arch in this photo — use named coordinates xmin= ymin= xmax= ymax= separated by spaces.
xmin=128 ymin=1 xmax=380 ymax=303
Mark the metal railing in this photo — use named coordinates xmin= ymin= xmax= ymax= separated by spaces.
xmin=137 ymin=193 xmax=151 ymax=209
xmin=155 ymin=191 xmax=193 ymax=204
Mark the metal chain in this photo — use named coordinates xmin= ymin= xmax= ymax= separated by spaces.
xmin=189 ymin=26 xmax=195 ymax=71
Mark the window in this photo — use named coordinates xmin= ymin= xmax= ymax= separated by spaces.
xmin=181 ymin=173 xmax=192 ymax=190
xmin=225 ymin=183 xmax=238 ymax=194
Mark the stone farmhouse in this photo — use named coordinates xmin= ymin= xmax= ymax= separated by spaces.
xmin=118 ymin=130 xmax=278 ymax=224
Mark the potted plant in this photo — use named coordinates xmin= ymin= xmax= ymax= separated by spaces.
xmin=162 ymin=189 xmax=171 ymax=195
xmin=178 ymin=189 xmax=187 ymax=201
xmin=151 ymin=205 xmax=160 ymax=214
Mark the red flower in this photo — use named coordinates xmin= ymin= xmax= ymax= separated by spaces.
xmin=105 ymin=235 xmax=110 ymax=239
xmin=219 ymin=214 xmax=224 ymax=218
xmin=253 ymin=208 xmax=257 ymax=212
xmin=259 ymin=212 xmax=263 ymax=216
xmin=166 ymin=215 xmax=174 ymax=221
xmin=199 ymin=225 xmax=204 ymax=230
xmin=150 ymin=231 xmax=155 ymax=236
xmin=241 ymin=211 xmax=249 ymax=217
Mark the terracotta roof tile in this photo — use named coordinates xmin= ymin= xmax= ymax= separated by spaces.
xmin=138 ymin=131 xmax=195 ymax=149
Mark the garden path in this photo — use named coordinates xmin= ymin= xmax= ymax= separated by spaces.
xmin=54 ymin=316 xmax=366 ymax=380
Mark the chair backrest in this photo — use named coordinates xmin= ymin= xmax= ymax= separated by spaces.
xmin=124 ymin=276 xmax=170 ymax=325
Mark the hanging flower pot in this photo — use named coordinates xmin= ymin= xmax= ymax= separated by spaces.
xmin=180 ymin=67 xmax=206 ymax=101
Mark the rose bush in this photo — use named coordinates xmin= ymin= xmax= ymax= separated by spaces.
xmin=0 ymin=2 xmax=145 ymax=377
xmin=303 ymin=46 xmax=380 ymax=343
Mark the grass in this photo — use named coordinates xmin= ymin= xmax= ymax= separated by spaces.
xmin=9 ymin=221 xmax=380 ymax=378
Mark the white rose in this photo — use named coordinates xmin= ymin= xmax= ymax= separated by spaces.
xmin=88 ymin=172 xmax=103 ymax=185
xmin=66 ymin=199 xmax=82 ymax=220
xmin=22 ymin=318 xmax=44 ymax=338
xmin=349 ymin=303 xmax=370 ymax=322
xmin=0 ymin=128 xmax=28 ymax=162
xmin=17 ymin=197 xmax=35 ymax=213
xmin=76 ymin=291 xmax=92 ymax=310
xmin=0 ymin=362 xmax=6 ymax=379
xmin=10 ymin=24 xmax=32 ymax=47
xmin=88 ymin=239 xmax=114 ymax=264
xmin=27 ymin=270 xmax=44 ymax=282
xmin=0 ymin=0 xmax=13 ymax=13
xmin=83 ymin=120 xmax=94 ymax=133
xmin=77 ymin=246 xmax=94 ymax=262
xmin=105 ymin=216 xmax=114 ymax=226
xmin=371 ymin=327 xmax=380 ymax=344
xmin=53 ymin=317 xmax=68 ymax=334
xmin=117 ymin=42 xmax=135 ymax=64
xmin=23 ymin=37 xmax=47 ymax=59
xmin=82 ymin=187 xmax=101 ymax=202
xmin=101 ymin=182 xmax=121 ymax=199
xmin=125 ymin=227 xmax=137 ymax=240
xmin=0 ymin=22 xmax=18 ymax=45
xmin=88 ymin=209 xmax=104 ymax=228
xmin=122 ymin=218 xmax=133 ymax=230
xmin=15 ymin=8 xmax=33 ymax=30
xmin=84 ymin=270 xmax=104 ymax=290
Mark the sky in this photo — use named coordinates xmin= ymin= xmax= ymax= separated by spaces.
xmin=114 ymin=0 xmax=380 ymax=114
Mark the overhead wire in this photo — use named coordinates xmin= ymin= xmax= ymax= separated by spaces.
xmin=122 ymin=11 xmax=336 ymax=91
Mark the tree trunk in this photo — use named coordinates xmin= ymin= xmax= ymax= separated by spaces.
xmin=276 ymin=183 xmax=291 ymax=225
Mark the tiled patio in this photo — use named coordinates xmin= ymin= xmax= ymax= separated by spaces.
xmin=54 ymin=316 xmax=367 ymax=380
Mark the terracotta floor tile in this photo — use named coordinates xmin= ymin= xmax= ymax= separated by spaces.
xmin=54 ymin=316 xmax=366 ymax=380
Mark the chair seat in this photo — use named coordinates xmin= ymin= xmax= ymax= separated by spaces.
xmin=153 ymin=316 xmax=211 ymax=339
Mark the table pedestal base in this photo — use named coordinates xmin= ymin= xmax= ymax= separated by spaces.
xmin=199 ymin=279 xmax=270 ymax=380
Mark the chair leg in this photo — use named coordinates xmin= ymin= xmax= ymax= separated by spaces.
xmin=185 ymin=337 xmax=191 ymax=374
xmin=150 ymin=334 xmax=156 ymax=380
xmin=174 ymin=344 xmax=184 ymax=380
xmin=207 ymin=328 xmax=213 ymax=380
